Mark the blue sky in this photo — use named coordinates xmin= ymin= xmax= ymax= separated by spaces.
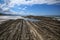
xmin=0 ymin=0 xmax=60 ymax=16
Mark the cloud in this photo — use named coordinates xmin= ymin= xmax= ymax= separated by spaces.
xmin=8 ymin=0 xmax=60 ymax=7
xmin=0 ymin=0 xmax=60 ymax=8
xmin=0 ymin=0 xmax=60 ymax=15
xmin=22 ymin=6 xmax=27 ymax=10
xmin=9 ymin=9 xmax=26 ymax=15
xmin=2 ymin=7 xmax=9 ymax=11
xmin=0 ymin=0 xmax=60 ymax=7
xmin=45 ymin=0 xmax=60 ymax=4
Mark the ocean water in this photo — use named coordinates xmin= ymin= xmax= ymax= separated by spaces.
xmin=0 ymin=16 xmax=40 ymax=24
xmin=0 ymin=16 xmax=23 ymax=24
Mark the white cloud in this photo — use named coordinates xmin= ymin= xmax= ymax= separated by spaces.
xmin=0 ymin=0 xmax=60 ymax=14
xmin=18 ymin=8 xmax=21 ymax=9
xmin=45 ymin=0 xmax=60 ymax=4
xmin=1 ymin=0 xmax=60 ymax=7
xmin=0 ymin=2 xmax=9 ymax=12
xmin=2 ymin=7 xmax=9 ymax=11
xmin=8 ymin=0 xmax=60 ymax=7
xmin=22 ymin=6 xmax=27 ymax=10
xmin=9 ymin=9 xmax=26 ymax=15
xmin=0 ymin=0 xmax=60 ymax=8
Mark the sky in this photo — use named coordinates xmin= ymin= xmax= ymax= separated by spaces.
xmin=0 ymin=0 xmax=60 ymax=16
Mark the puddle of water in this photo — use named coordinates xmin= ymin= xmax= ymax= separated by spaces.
xmin=24 ymin=18 xmax=40 ymax=22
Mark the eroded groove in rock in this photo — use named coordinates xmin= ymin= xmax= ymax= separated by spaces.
xmin=0 ymin=18 xmax=60 ymax=40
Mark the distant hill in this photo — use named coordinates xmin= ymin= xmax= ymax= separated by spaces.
xmin=0 ymin=13 xmax=3 ymax=15
xmin=0 ymin=13 xmax=21 ymax=16
xmin=0 ymin=13 xmax=12 ymax=16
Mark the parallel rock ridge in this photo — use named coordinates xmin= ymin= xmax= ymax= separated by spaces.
xmin=0 ymin=18 xmax=60 ymax=40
